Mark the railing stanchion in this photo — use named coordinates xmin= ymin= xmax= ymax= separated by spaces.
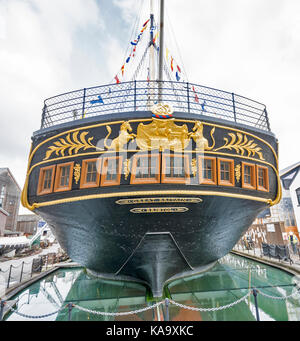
xmin=7 ymin=265 xmax=12 ymax=289
xmin=134 ymin=80 xmax=137 ymax=111
xmin=165 ymin=298 xmax=170 ymax=321
xmin=68 ymin=303 xmax=73 ymax=321
xmin=82 ymin=88 xmax=87 ymax=118
xmin=19 ymin=261 xmax=24 ymax=283
xmin=232 ymin=93 xmax=236 ymax=122
xmin=0 ymin=300 xmax=5 ymax=321
xmin=252 ymin=289 xmax=260 ymax=321
xmin=186 ymin=82 xmax=190 ymax=113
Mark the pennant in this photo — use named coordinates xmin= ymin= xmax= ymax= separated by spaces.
xmin=153 ymin=32 xmax=159 ymax=44
xmin=126 ymin=56 xmax=131 ymax=63
xmin=90 ymin=95 xmax=104 ymax=105
xmin=131 ymin=41 xmax=137 ymax=46
xmin=192 ymin=86 xmax=199 ymax=103
xmin=177 ymin=65 xmax=181 ymax=73
xmin=121 ymin=64 xmax=125 ymax=76
xmin=175 ymin=71 xmax=180 ymax=81
xmin=171 ymin=57 xmax=174 ymax=72
xmin=201 ymin=100 xmax=207 ymax=112
xmin=115 ymin=75 xmax=120 ymax=84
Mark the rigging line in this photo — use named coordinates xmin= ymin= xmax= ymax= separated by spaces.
xmin=109 ymin=1 xmax=144 ymax=85
xmin=131 ymin=44 xmax=151 ymax=82
xmin=165 ymin=6 xmax=189 ymax=83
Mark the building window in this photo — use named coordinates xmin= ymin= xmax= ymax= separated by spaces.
xmin=217 ymin=158 xmax=235 ymax=186
xmin=37 ymin=165 xmax=56 ymax=195
xmin=161 ymin=154 xmax=190 ymax=184
xmin=296 ymin=188 xmax=300 ymax=205
xmin=241 ymin=162 xmax=256 ymax=189
xmin=101 ymin=156 xmax=122 ymax=186
xmin=80 ymin=159 xmax=101 ymax=189
xmin=130 ymin=154 xmax=160 ymax=184
xmin=256 ymin=165 xmax=269 ymax=192
xmin=54 ymin=162 xmax=74 ymax=192
xmin=198 ymin=156 xmax=217 ymax=185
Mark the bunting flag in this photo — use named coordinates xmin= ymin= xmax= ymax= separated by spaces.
xmin=143 ymin=19 xmax=150 ymax=27
xmin=90 ymin=95 xmax=104 ymax=105
xmin=177 ymin=65 xmax=181 ymax=73
xmin=175 ymin=71 xmax=180 ymax=82
xmin=153 ymin=32 xmax=159 ymax=45
xmin=171 ymin=57 xmax=174 ymax=72
xmin=201 ymin=100 xmax=207 ymax=112
xmin=192 ymin=86 xmax=199 ymax=103
xmin=113 ymin=18 xmax=150 ymax=84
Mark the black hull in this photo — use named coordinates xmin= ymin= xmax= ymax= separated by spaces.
xmin=36 ymin=194 xmax=266 ymax=296
xmin=22 ymin=106 xmax=280 ymax=297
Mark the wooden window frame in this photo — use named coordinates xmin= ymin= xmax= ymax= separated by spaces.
xmin=37 ymin=165 xmax=56 ymax=195
xmin=198 ymin=156 xmax=217 ymax=185
xmin=80 ymin=158 xmax=102 ymax=189
xmin=54 ymin=162 xmax=74 ymax=192
xmin=241 ymin=162 xmax=256 ymax=190
xmin=100 ymin=156 xmax=123 ymax=187
xmin=217 ymin=158 xmax=235 ymax=187
xmin=130 ymin=153 xmax=161 ymax=184
xmin=256 ymin=165 xmax=269 ymax=192
xmin=161 ymin=154 xmax=190 ymax=184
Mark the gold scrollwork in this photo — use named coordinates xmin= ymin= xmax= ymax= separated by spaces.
xmin=130 ymin=207 xmax=189 ymax=213
xmin=215 ymin=132 xmax=265 ymax=160
xmin=43 ymin=131 xmax=102 ymax=161
xmin=73 ymin=163 xmax=81 ymax=184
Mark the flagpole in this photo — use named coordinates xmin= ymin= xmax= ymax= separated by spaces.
xmin=158 ymin=0 xmax=164 ymax=101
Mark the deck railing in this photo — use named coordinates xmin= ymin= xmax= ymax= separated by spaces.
xmin=41 ymin=80 xmax=270 ymax=131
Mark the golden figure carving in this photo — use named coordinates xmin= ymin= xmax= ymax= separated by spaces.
xmin=136 ymin=118 xmax=189 ymax=151
xmin=191 ymin=158 xmax=197 ymax=177
xmin=104 ymin=121 xmax=136 ymax=151
xmin=215 ymin=132 xmax=265 ymax=160
xmin=235 ymin=164 xmax=241 ymax=183
xmin=74 ymin=163 xmax=81 ymax=184
xmin=123 ymin=159 xmax=131 ymax=180
xmin=43 ymin=131 xmax=101 ymax=161
xmin=189 ymin=121 xmax=215 ymax=152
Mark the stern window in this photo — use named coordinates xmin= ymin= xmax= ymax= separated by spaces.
xmin=199 ymin=157 xmax=217 ymax=185
xmin=242 ymin=162 xmax=256 ymax=190
xmin=54 ymin=162 xmax=74 ymax=192
xmin=217 ymin=158 xmax=235 ymax=186
xmin=37 ymin=165 xmax=56 ymax=195
xmin=130 ymin=154 xmax=160 ymax=184
xmin=101 ymin=156 xmax=122 ymax=186
xmin=256 ymin=165 xmax=269 ymax=192
xmin=161 ymin=154 xmax=190 ymax=184
xmin=80 ymin=159 xmax=101 ymax=189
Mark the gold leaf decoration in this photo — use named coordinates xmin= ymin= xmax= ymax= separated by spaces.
xmin=43 ymin=131 xmax=99 ymax=161
xmin=73 ymin=163 xmax=81 ymax=184
xmin=191 ymin=158 xmax=197 ymax=177
xmin=215 ymin=132 xmax=265 ymax=160
xmin=235 ymin=164 xmax=241 ymax=183
xmin=123 ymin=159 xmax=131 ymax=180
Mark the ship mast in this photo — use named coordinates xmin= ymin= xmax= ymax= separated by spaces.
xmin=158 ymin=0 xmax=164 ymax=83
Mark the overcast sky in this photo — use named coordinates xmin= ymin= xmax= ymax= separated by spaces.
xmin=0 ymin=0 xmax=299 ymax=214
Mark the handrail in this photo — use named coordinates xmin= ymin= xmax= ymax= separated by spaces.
xmin=41 ymin=80 xmax=270 ymax=131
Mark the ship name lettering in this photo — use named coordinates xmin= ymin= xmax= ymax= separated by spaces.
xmin=150 ymin=325 xmax=194 ymax=336
xmin=106 ymin=325 xmax=140 ymax=338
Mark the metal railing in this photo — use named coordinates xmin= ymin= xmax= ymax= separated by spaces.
xmin=41 ymin=80 xmax=270 ymax=131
